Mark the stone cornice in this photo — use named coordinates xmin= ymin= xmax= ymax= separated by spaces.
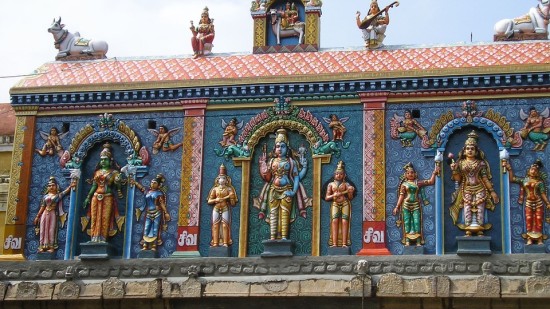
xmin=0 ymin=255 xmax=548 ymax=300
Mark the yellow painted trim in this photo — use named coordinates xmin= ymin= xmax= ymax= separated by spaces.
xmin=312 ymin=154 xmax=331 ymax=256
xmin=234 ymin=158 xmax=251 ymax=258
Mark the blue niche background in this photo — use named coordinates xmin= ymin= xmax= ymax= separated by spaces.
xmin=200 ymin=110 xmax=248 ymax=257
xmin=385 ymin=98 xmax=550 ymax=255
xmin=25 ymin=111 xmax=183 ymax=259
xmin=318 ymin=105 xmax=363 ymax=256
xmin=385 ymin=103 xmax=441 ymax=255
xmin=128 ymin=111 xmax=183 ymax=258
xmin=494 ymin=98 xmax=550 ymax=253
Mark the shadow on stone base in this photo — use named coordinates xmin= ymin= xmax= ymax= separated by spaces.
xmin=261 ymin=239 xmax=294 ymax=257
xmin=327 ymin=246 xmax=351 ymax=256
xmin=79 ymin=242 xmax=115 ymax=260
xmin=402 ymin=245 xmax=425 ymax=255
xmin=137 ymin=249 xmax=158 ymax=259
xmin=209 ymin=246 xmax=231 ymax=257
xmin=524 ymin=244 xmax=546 ymax=254
xmin=35 ymin=252 xmax=55 ymax=260
xmin=456 ymin=236 xmax=492 ymax=255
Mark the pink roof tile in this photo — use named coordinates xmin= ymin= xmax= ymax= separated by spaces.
xmin=12 ymin=42 xmax=550 ymax=92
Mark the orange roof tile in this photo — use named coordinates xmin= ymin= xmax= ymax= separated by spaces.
xmin=0 ymin=104 xmax=15 ymax=136
xmin=11 ymin=42 xmax=550 ymax=93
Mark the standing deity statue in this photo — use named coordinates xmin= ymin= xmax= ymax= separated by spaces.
xmin=356 ymin=0 xmax=399 ymax=49
xmin=34 ymin=176 xmax=74 ymax=253
xmin=207 ymin=164 xmax=238 ymax=247
xmin=449 ymin=131 xmax=499 ymax=236
xmin=133 ymin=174 xmax=171 ymax=251
xmin=392 ymin=163 xmax=439 ymax=246
xmin=324 ymin=161 xmax=356 ymax=247
xmin=82 ymin=143 xmax=125 ymax=242
xmin=190 ymin=7 xmax=215 ymax=59
xmin=254 ymin=128 xmax=311 ymax=240
xmin=504 ymin=159 xmax=550 ymax=245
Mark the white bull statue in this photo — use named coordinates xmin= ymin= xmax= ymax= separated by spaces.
xmin=48 ymin=17 xmax=108 ymax=60
xmin=494 ymin=0 xmax=550 ymax=40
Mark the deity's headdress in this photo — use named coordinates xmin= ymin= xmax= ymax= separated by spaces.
xmin=275 ymin=128 xmax=289 ymax=144
xmin=201 ymin=6 xmax=210 ymax=18
xmin=532 ymin=159 xmax=544 ymax=170
xmin=464 ymin=131 xmax=479 ymax=147
xmin=100 ymin=142 xmax=113 ymax=159
xmin=218 ymin=164 xmax=227 ymax=176
xmin=336 ymin=161 xmax=346 ymax=173
xmin=153 ymin=173 xmax=166 ymax=186
xmin=403 ymin=162 xmax=415 ymax=172
xmin=47 ymin=176 xmax=58 ymax=186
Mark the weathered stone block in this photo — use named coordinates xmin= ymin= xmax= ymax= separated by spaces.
xmin=5 ymin=281 xmax=54 ymax=300
xmin=250 ymin=280 xmax=299 ymax=296
xmin=377 ymin=273 xmax=404 ymax=296
xmin=161 ymin=280 xmax=181 ymax=298
xmin=125 ymin=280 xmax=161 ymax=298
xmin=350 ymin=275 xmax=372 ymax=297
xmin=403 ymin=277 xmax=435 ymax=297
xmin=526 ymin=276 xmax=550 ymax=297
xmin=299 ymin=279 xmax=351 ymax=296
xmin=181 ymin=277 xmax=202 ymax=298
xmin=78 ymin=282 xmax=103 ymax=299
xmin=501 ymin=278 xmax=526 ymax=298
xmin=54 ymin=281 xmax=81 ymax=300
xmin=204 ymin=281 xmax=249 ymax=297
xmin=435 ymin=276 xmax=450 ymax=298
xmin=103 ymin=277 xmax=125 ymax=299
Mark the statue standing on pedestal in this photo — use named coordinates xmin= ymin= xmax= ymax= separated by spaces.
xmin=324 ymin=161 xmax=356 ymax=248
xmin=133 ymin=174 xmax=171 ymax=251
xmin=504 ymin=159 xmax=550 ymax=245
xmin=207 ymin=164 xmax=237 ymax=247
xmin=254 ymin=129 xmax=311 ymax=240
xmin=449 ymin=131 xmax=499 ymax=236
xmin=82 ymin=143 xmax=125 ymax=242
xmin=34 ymin=176 xmax=73 ymax=253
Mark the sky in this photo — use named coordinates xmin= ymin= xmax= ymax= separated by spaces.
xmin=0 ymin=0 xmax=539 ymax=103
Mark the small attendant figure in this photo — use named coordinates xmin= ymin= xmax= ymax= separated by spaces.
xmin=324 ymin=161 xmax=356 ymax=247
xmin=392 ymin=163 xmax=439 ymax=246
xmin=207 ymin=164 xmax=238 ymax=247
xmin=34 ymin=176 xmax=74 ymax=253
xmin=504 ymin=159 xmax=550 ymax=245
xmin=133 ymin=174 xmax=171 ymax=251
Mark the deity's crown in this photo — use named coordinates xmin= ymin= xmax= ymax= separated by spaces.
xmin=465 ymin=131 xmax=478 ymax=146
xmin=275 ymin=128 xmax=289 ymax=144
xmin=403 ymin=162 xmax=415 ymax=172
xmin=218 ymin=163 xmax=227 ymax=176
xmin=100 ymin=142 xmax=112 ymax=159
xmin=201 ymin=6 xmax=210 ymax=18
xmin=336 ymin=161 xmax=346 ymax=172
xmin=47 ymin=176 xmax=58 ymax=185
xmin=532 ymin=159 xmax=544 ymax=170
xmin=153 ymin=173 xmax=166 ymax=185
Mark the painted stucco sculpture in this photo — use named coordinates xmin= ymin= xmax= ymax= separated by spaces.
xmin=448 ymin=131 xmax=499 ymax=236
xmin=324 ymin=161 xmax=356 ymax=248
xmin=504 ymin=159 xmax=550 ymax=245
xmin=207 ymin=164 xmax=238 ymax=247
xmin=494 ymin=0 xmax=550 ymax=41
xmin=356 ymin=0 xmax=399 ymax=49
xmin=190 ymin=7 xmax=215 ymax=58
xmin=47 ymin=17 xmax=108 ymax=60
xmin=133 ymin=174 xmax=170 ymax=251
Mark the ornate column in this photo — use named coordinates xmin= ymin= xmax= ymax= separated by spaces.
xmin=2 ymin=107 xmax=37 ymax=258
xmin=357 ymin=92 xmax=391 ymax=256
xmin=173 ymin=99 xmax=207 ymax=258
